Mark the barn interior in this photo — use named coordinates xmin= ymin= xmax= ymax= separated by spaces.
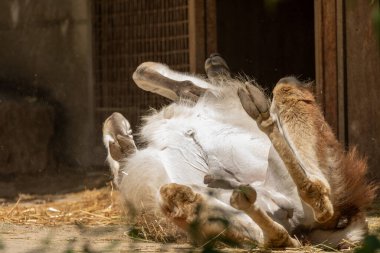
xmin=0 ymin=0 xmax=379 ymax=252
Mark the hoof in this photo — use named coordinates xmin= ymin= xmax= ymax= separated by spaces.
xmin=230 ymin=185 xmax=257 ymax=211
xmin=205 ymin=53 xmax=231 ymax=78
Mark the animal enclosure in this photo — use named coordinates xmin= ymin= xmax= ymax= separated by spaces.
xmin=0 ymin=0 xmax=378 ymax=252
xmin=92 ymin=0 xmax=191 ymax=130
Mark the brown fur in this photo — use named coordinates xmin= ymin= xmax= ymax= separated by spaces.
xmin=160 ymin=183 xmax=248 ymax=245
xmin=273 ymin=81 xmax=376 ymax=229
xmin=267 ymin=82 xmax=335 ymax=223
xmin=334 ymin=148 xmax=377 ymax=215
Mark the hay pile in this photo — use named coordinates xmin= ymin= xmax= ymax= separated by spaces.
xmin=0 ymin=183 xmax=185 ymax=243
xmin=0 ymin=183 xmax=122 ymax=226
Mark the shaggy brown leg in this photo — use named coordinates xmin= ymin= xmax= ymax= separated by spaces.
xmin=103 ymin=112 xmax=137 ymax=161
xmin=159 ymin=183 xmax=246 ymax=244
xmin=230 ymin=185 xmax=300 ymax=248
xmin=133 ymin=62 xmax=207 ymax=102
xmin=159 ymin=183 xmax=204 ymax=230
xmin=238 ymin=82 xmax=334 ymax=224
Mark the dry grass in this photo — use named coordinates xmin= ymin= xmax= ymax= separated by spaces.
xmin=0 ymin=182 xmax=185 ymax=243
xmin=0 ymin=183 xmax=122 ymax=226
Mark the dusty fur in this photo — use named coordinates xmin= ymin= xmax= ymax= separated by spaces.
xmin=335 ymin=148 xmax=377 ymax=215
xmin=273 ymin=80 xmax=376 ymax=229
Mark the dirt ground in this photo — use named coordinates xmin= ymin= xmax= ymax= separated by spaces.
xmin=0 ymin=224 xmax=195 ymax=253
xmin=0 ymin=187 xmax=379 ymax=253
xmin=0 ymin=186 xmax=192 ymax=253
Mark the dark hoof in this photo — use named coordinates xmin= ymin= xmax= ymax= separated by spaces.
xmin=205 ymin=53 xmax=231 ymax=78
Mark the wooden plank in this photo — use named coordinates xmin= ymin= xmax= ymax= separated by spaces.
xmin=345 ymin=1 xmax=380 ymax=180
xmin=188 ymin=0 xmax=206 ymax=73
xmin=205 ymin=0 xmax=217 ymax=55
xmin=314 ymin=0 xmax=338 ymax=133
xmin=314 ymin=0 xmax=346 ymax=143
xmin=314 ymin=0 xmax=324 ymax=104
xmin=336 ymin=0 xmax=346 ymax=144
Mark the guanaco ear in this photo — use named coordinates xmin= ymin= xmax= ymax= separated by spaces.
xmin=302 ymin=80 xmax=315 ymax=92
xmin=298 ymin=82 xmax=316 ymax=103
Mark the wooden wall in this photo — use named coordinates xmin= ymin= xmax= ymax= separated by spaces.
xmin=345 ymin=1 xmax=380 ymax=181
xmin=315 ymin=0 xmax=380 ymax=181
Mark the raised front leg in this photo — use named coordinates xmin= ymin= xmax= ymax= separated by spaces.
xmin=103 ymin=112 xmax=137 ymax=184
xmin=238 ymin=80 xmax=334 ymax=224
xmin=230 ymin=185 xmax=300 ymax=248
xmin=103 ymin=112 xmax=137 ymax=160
xmin=133 ymin=62 xmax=208 ymax=102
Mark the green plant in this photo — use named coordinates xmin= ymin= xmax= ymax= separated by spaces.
xmin=355 ymin=235 xmax=380 ymax=253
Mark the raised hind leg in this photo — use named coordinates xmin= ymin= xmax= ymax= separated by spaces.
xmin=237 ymin=79 xmax=334 ymax=224
xmin=132 ymin=62 xmax=208 ymax=102
xmin=230 ymin=185 xmax=300 ymax=248
xmin=132 ymin=54 xmax=231 ymax=102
